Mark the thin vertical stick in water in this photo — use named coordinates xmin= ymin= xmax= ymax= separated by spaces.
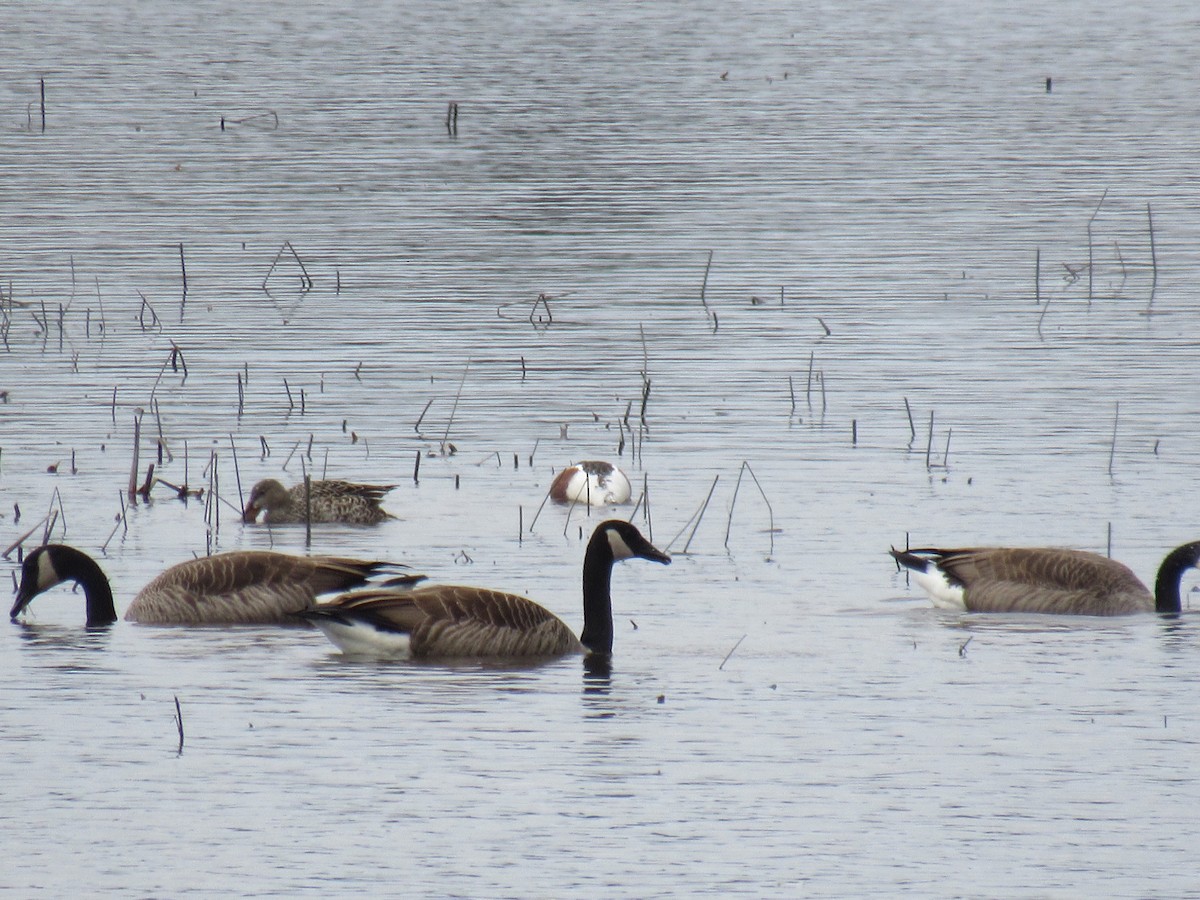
xmin=642 ymin=472 xmax=652 ymax=540
xmin=805 ymin=352 xmax=814 ymax=408
xmin=174 ymin=696 xmax=184 ymax=754
xmin=39 ymin=78 xmax=45 ymax=132
xmin=414 ymin=398 xmax=433 ymax=436
xmin=903 ymin=397 xmax=916 ymax=445
xmin=1106 ymin=521 xmax=1113 ymax=558
xmin=718 ymin=634 xmax=746 ymax=671
xmin=925 ymin=410 xmax=935 ymax=470
xmin=1146 ymin=202 xmax=1158 ymax=313
xmin=788 ymin=376 xmax=796 ymax=415
xmin=1086 ymin=188 xmax=1107 ymax=305
xmin=527 ymin=485 xmax=555 ymax=534
xmin=128 ymin=409 xmax=143 ymax=500
xmin=1035 ymin=247 xmax=1041 ymax=305
xmin=1037 ymin=294 xmax=1051 ymax=339
xmin=178 ymin=242 xmax=188 ymax=321
xmin=1107 ymin=401 xmax=1119 ymax=476
xmin=304 ymin=474 xmax=312 ymax=548
xmin=699 ymin=250 xmax=713 ymax=315
xmin=518 ymin=506 xmax=523 ymax=544
xmin=668 ymin=475 xmax=719 ymax=555
xmin=228 ymin=434 xmax=244 ymax=515
xmin=942 ymin=428 xmax=952 ymax=468
xmin=413 ymin=450 xmax=421 ymax=483
xmin=724 ymin=461 xmax=775 ymax=558
xmin=441 ymin=360 xmax=470 ymax=455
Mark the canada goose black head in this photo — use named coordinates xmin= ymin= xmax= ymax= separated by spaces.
xmin=13 ymin=545 xmax=117 ymax=627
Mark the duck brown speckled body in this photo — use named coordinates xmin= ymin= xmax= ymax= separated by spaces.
xmin=242 ymin=478 xmax=396 ymax=525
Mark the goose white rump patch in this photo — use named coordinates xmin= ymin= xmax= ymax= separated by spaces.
xmin=311 ymin=619 xmax=413 ymax=658
xmin=913 ymin=565 xmax=966 ymax=610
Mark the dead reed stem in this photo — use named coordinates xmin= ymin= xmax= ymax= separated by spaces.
xmin=1146 ymin=202 xmax=1158 ymax=313
xmin=441 ymin=359 xmax=471 ymax=455
xmin=128 ymin=409 xmax=143 ymax=500
xmin=724 ymin=461 xmax=775 ymax=558
xmin=718 ymin=634 xmax=747 ymax=671
xmin=1035 ymin=247 xmax=1041 ymax=305
xmin=668 ymin=474 xmax=720 ymax=555
xmin=228 ymin=434 xmax=244 ymax=515
xmin=178 ymin=243 xmax=188 ymax=321
xmin=925 ymin=410 xmax=934 ymax=470
xmin=1087 ymin=188 xmax=1107 ymax=305
xmin=304 ymin=473 xmax=312 ymax=548
xmin=1107 ymin=401 xmax=1119 ymax=476
xmin=700 ymin=250 xmax=713 ymax=316
xmin=174 ymin=695 xmax=185 ymax=755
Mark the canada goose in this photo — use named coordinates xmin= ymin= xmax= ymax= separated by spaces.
xmin=300 ymin=519 xmax=670 ymax=658
xmin=549 ymin=461 xmax=631 ymax=507
xmin=11 ymin=544 xmax=405 ymax=627
xmin=889 ymin=542 xmax=1200 ymax=615
xmin=242 ymin=478 xmax=396 ymax=525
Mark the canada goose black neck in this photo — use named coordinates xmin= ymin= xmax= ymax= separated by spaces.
xmin=13 ymin=545 xmax=118 ymax=628
xmin=578 ymin=520 xmax=671 ymax=656
xmin=578 ymin=531 xmax=617 ymax=655
xmin=1154 ymin=541 xmax=1200 ymax=614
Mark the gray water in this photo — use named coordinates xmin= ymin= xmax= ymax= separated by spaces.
xmin=3 ymin=0 xmax=1200 ymax=895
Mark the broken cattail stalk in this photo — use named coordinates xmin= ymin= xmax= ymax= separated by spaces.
xmin=414 ymin=398 xmax=434 ymax=436
xmin=413 ymin=450 xmax=421 ymax=483
xmin=925 ymin=410 xmax=935 ymax=470
xmin=699 ymin=249 xmax=713 ymax=315
xmin=903 ymin=397 xmax=916 ymax=445
xmin=1147 ymin=202 xmax=1158 ymax=313
xmin=1108 ymin=401 xmax=1119 ymax=476
xmin=724 ymin=461 xmax=775 ymax=558
xmin=1087 ymin=188 xmax=1107 ymax=305
xmin=1035 ymin=247 xmax=1041 ymax=305
xmin=128 ymin=409 xmax=143 ymax=500
xmin=718 ymin=634 xmax=747 ymax=671
xmin=441 ymin=359 xmax=471 ymax=455
xmin=304 ymin=473 xmax=312 ymax=548
xmin=228 ymin=434 xmax=244 ymax=515
xmin=667 ymin=474 xmax=720 ymax=555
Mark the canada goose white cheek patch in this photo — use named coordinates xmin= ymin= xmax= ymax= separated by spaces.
xmin=37 ymin=551 xmax=60 ymax=592
xmin=606 ymin=530 xmax=636 ymax=561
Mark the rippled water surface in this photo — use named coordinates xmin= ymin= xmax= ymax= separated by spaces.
xmin=4 ymin=0 xmax=1200 ymax=895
